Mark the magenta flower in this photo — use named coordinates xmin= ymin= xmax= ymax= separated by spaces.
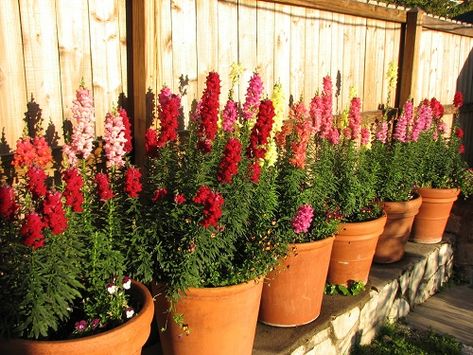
xmin=393 ymin=100 xmax=413 ymax=142
xmin=63 ymin=87 xmax=96 ymax=166
xmin=242 ymin=73 xmax=264 ymax=120
xmin=348 ymin=97 xmax=362 ymax=141
xmin=327 ymin=127 xmax=340 ymax=145
xmin=411 ymin=101 xmax=432 ymax=142
xmin=292 ymin=204 xmax=314 ymax=234
xmin=320 ymin=76 xmax=333 ymax=139
xmin=104 ymin=111 xmax=127 ymax=168
xmin=309 ymin=94 xmax=323 ymax=133
xmin=361 ymin=127 xmax=371 ymax=145
xmin=222 ymin=99 xmax=238 ymax=132
xmin=375 ymin=122 xmax=388 ymax=143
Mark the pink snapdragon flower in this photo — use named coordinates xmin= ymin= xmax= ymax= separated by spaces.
xmin=393 ymin=100 xmax=413 ymax=142
xmin=411 ymin=101 xmax=432 ymax=142
xmin=327 ymin=127 xmax=340 ymax=145
xmin=63 ymin=87 xmax=96 ymax=166
xmin=292 ymin=204 xmax=314 ymax=234
xmin=375 ymin=122 xmax=388 ymax=143
xmin=320 ymin=76 xmax=333 ymax=138
xmin=242 ymin=73 xmax=263 ymax=120
xmin=104 ymin=111 xmax=127 ymax=168
xmin=222 ymin=99 xmax=238 ymax=132
xmin=348 ymin=97 xmax=362 ymax=141
xmin=361 ymin=127 xmax=371 ymax=145
xmin=309 ymin=94 xmax=323 ymax=133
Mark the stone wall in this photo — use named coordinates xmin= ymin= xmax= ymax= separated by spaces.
xmin=290 ymin=241 xmax=454 ymax=355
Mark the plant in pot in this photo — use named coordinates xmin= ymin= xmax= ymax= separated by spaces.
xmin=258 ymin=78 xmax=340 ymax=327
xmin=0 ymin=86 xmax=153 ymax=355
xmin=410 ymin=93 xmax=473 ymax=243
xmin=328 ymin=94 xmax=387 ymax=287
xmin=143 ymin=71 xmax=282 ymax=354
xmin=369 ymin=99 xmax=422 ymax=263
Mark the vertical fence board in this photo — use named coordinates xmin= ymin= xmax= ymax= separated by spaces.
xmin=20 ymin=0 xmax=63 ymax=138
xmin=382 ymin=22 xmax=396 ymax=106
xmin=363 ymin=19 xmax=384 ymax=111
xmin=0 ymin=0 xmax=27 ymax=148
xmin=238 ymin=0 xmax=258 ymax=99
xmin=56 ymin=0 xmax=92 ymax=123
xmin=89 ymin=0 xmax=123 ymax=137
xmin=416 ymin=29 xmax=431 ymax=101
xmin=217 ymin=0 xmax=238 ymax=102
xmin=118 ymin=0 xmax=128 ymax=97
xmin=256 ymin=1 xmax=275 ymax=93
xmin=341 ymin=15 xmax=354 ymax=109
xmin=273 ymin=4 xmax=291 ymax=100
xmin=196 ymin=0 xmax=218 ymax=96
xmin=156 ymin=0 xmax=172 ymax=90
xmin=171 ymin=0 xmax=197 ymax=119
xmin=318 ymin=10 xmax=332 ymax=84
xmin=290 ymin=6 xmax=306 ymax=101
xmin=354 ymin=16 xmax=367 ymax=102
xmin=304 ymin=8 xmax=320 ymax=102
xmin=330 ymin=13 xmax=344 ymax=112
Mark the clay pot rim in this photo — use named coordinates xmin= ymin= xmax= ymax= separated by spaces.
xmin=288 ymin=235 xmax=335 ymax=251
xmin=418 ymin=187 xmax=460 ymax=197
xmin=155 ymin=277 xmax=264 ymax=299
xmin=340 ymin=211 xmax=387 ymax=228
xmin=383 ymin=194 xmax=423 ymax=214
xmin=2 ymin=280 xmax=153 ymax=346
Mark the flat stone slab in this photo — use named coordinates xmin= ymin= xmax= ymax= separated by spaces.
xmin=406 ymin=285 xmax=473 ymax=346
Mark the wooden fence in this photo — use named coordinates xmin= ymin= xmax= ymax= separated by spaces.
xmin=0 ymin=0 xmax=472 ymax=165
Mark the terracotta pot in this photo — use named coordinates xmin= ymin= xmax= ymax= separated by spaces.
xmin=259 ymin=237 xmax=334 ymax=327
xmin=154 ymin=278 xmax=263 ymax=355
xmin=411 ymin=187 xmax=460 ymax=244
xmin=374 ymin=195 xmax=423 ymax=263
xmin=328 ymin=213 xmax=387 ymax=286
xmin=0 ymin=280 xmax=154 ymax=355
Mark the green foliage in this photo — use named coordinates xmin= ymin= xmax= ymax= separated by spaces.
xmin=325 ymin=281 xmax=365 ymax=296
xmin=353 ymin=321 xmax=463 ymax=355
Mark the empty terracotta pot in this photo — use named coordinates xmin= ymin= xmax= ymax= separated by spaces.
xmin=0 ymin=280 xmax=154 ymax=355
xmin=154 ymin=279 xmax=263 ymax=355
xmin=374 ymin=194 xmax=422 ymax=263
xmin=411 ymin=187 xmax=460 ymax=244
xmin=259 ymin=237 xmax=334 ymax=327
xmin=328 ymin=213 xmax=386 ymax=286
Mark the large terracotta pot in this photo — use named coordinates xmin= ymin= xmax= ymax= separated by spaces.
xmin=259 ymin=237 xmax=334 ymax=327
xmin=154 ymin=278 xmax=263 ymax=355
xmin=411 ymin=187 xmax=460 ymax=244
xmin=0 ymin=280 xmax=154 ymax=355
xmin=374 ymin=195 xmax=422 ymax=263
xmin=328 ymin=213 xmax=387 ymax=286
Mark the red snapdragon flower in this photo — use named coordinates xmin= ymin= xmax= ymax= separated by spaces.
xmin=217 ymin=138 xmax=242 ymax=184
xmin=455 ymin=127 xmax=464 ymax=139
xmin=459 ymin=144 xmax=465 ymax=154
xmin=95 ymin=173 xmax=113 ymax=201
xmin=193 ymin=185 xmax=224 ymax=228
xmin=157 ymin=88 xmax=181 ymax=148
xmin=63 ymin=168 xmax=84 ymax=212
xmin=152 ymin=187 xmax=168 ymax=202
xmin=43 ymin=191 xmax=68 ymax=235
xmin=249 ymin=162 xmax=261 ymax=183
xmin=145 ymin=128 xmax=158 ymax=154
xmin=21 ymin=212 xmax=45 ymax=249
xmin=247 ymin=99 xmax=275 ymax=160
xmin=0 ymin=185 xmax=17 ymax=220
xmin=119 ymin=107 xmax=133 ymax=153
xmin=197 ymin=72 xmax=221 ymax=151
xmin=430 ymin=97 xmax=444 ymax=119
xmin=27 ymin=166 xmax=48 ymax=197
xmin=12 ymin=136 xmax=52 ymax=169
xmin=454 ymin=92 xmax=464 ymax=109
xmin=174 ymin=193 xmax=186 ymax=204
xmin=124 ymin=167 xmax=142 ymax=198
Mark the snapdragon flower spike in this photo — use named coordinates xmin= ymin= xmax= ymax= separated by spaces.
xmin=156 ymin=87 xmax=181 ymax=147
xmin=454 ymin=91 xmax=464 ymax=109
xmin=320 ymin=76 xmax=334 ymax=138
xmin=222 ymin=99 xmax=238 ymax=132
xmin=217 ymin=137 xmax=242 ymax=184
xmin=309 ymin=94 xmax=323 ymax=134
xmin=21 ymin=212 xmax=45 ymax=249
xmin=288 ymin=101 xmax=313 ymax=169
xmin=197 ymin=72 xmax=221 ymax=151
xmin=393 ymin=100 xmax=413 ymax=143
xmin=411 ymin=101 xmax=433 ymax=142
xmin=348 ymin=97 xmax=362 ymax=141
xmin=124 ymin=166 xmax=142 ymax=198
xmin=63 ymin=86 xmax=95 ymax=166
xmin=95 ymin=173 xmax=114 ymax=201
xmin=375 ymin=122 xmax=388 ymax=144
xmin=152 ymin=187 xmax=168 ymax=202
xmin=361 ymin=127 xmax=371 ymax=145
xmin=430 ymin=97 xmax=444 ymax=119
xmin=63 ymin=168 xmax=84 ymax=212
xmin=242 ymin=72 xmax=264 ymax=120
xmin=145 ymin=128 xmax=158 ymax=154
xmin=292 ymin=204 xmax=314 ymax=234
xmin=104 ymin=110 xmax=127 ymax=168
xmin=193 ymin=185 xmax=224 ymax=228
xmin=119 ymin=107 xmax=133 ymax=153
xmin=27 ymin=166 xmax=48 ymax=198
xmin=456 ymin=127 xmax=464 ymax=139
xmin=42 ymin=191 xmax=68 ymax=235
xmin=249 ymin=162 xmax=262 ymax=183
xmin=12 ymin=136 xmax=52 ymax=169
xmin=174 ymin=193 xmax=186 ymax=205
xmin=327 ymin=127 xmax=340 ymax=145
xmin=247 ymin=99 xmax=275 ymax=160
xmin=0 ymin=185 xmax=17 ymax=220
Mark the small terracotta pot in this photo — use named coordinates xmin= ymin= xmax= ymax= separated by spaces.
xmin=0 ymin=280 xmax=154 ymax=355
xmin=259 ymin=237 xmax=334 ymax=327
xmin=328 ymin=213 xmax=387 ymax=286
xmin=154 ymin=278 xmax=263 ymax=355
xmin=374 ymin=195 xmax=422 ymax=263
xmin=411 ymin=187 xmax=460 ymax=244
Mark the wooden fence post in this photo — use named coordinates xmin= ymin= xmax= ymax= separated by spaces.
xmin=398 ymin=8 xmax=424 ymax=106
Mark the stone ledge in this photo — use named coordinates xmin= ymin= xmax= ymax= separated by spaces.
xmin=253 ymin=235 xmax=454 ymax=355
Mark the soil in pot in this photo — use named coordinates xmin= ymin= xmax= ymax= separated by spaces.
xmin=328 ymin=213 xmax=387 ymax=286
xmin=374 ymin=194 xmax=422 ymax=263
xmin=259 ymin=237 xmax=334 ymax=327
xmin=411 ymin=188 xmax=460 ymax=244
xmin=153 ymin=278 xmax=263 ymax=355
